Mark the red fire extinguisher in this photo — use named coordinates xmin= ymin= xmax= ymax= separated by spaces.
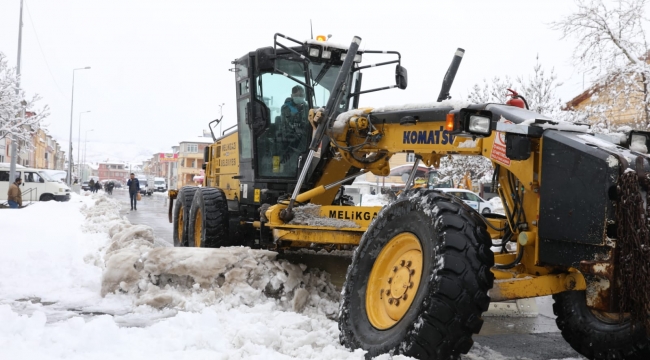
xmin=506 ymin=89 xmax=528 ymax=109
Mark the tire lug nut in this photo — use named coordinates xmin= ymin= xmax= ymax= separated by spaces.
xmin=409 ymin=269 xmax=415 ymax=276
xmin=393 ymin=266 xmax=398 ymax=272
xmin=394 ymin=299 xmax=400 ymax=306
xmin=386 ymin=289 xmax=390 ymax=296
xmin=402 ymin=294 xmax=408 ymax=300
xmin=406 ymin=260 xmax=412 ymax=268
xmin=388 ymin=298 xmax=394 ymax=305
xmin=409 ymin=282 xmax=414 ymax=288
xmin=400 ymin=260 xmax=405 ymax=267
xmin=387 ymin=277 xmax=392 ymax=284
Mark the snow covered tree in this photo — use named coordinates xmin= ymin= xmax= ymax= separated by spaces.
xmin=466 ymin=55 xmax=564 ymax=117
xmin=553 ymin=0 xmax=650 ymax=130
xmin=466 ymin=75 xmax=513 ymax=104
xmin=0 ymin=52 xmax=48 ymax=145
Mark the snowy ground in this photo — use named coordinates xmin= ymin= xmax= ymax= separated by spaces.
xmin=0 ymin=194 xmax=577 ymax=359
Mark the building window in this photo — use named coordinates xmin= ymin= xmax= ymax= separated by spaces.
xmin=187 ymin=144 xmax=198 ymax=153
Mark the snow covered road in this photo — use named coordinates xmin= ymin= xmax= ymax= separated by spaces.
xmin=0 ymin=194 xmax=583 ymax=359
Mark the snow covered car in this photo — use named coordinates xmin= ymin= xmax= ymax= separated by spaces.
xmin=81 ymin=181 xmax=91 ymax=191
xmin=433 ymin=188 xmax=493 ymax=214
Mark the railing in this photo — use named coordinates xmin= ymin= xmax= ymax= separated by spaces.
xmin=21 ymin=187 xmax=38 ymax=205
xmin=0 ymin=187 xmax=37 ymax=208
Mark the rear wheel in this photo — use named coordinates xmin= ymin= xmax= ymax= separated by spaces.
xmin=172 ymin=186 xmax=198 ymax=247
xmin=39 ymin=194 xmax=54 ymax=201
xmin=188 ymin=187 xmax=230 ymax=248
xmin=553 ymin=291 xmax=650 ymax=359
xmin=339 ymin=189 xmax=494 ymax=359
xmin=481 ymin=208 xmax=490 ymax=214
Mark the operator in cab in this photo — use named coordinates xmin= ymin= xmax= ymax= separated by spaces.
xmin=278 ymin=85 xmax=312 ymax=164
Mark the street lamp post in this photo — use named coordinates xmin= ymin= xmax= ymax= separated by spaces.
xmin=77 ymin=110 xmax=91 ymax=181
xmin=82 ymin=129 xmax=94 ymax=182
xmin=68 ymin=67 xmax=91 ymax=186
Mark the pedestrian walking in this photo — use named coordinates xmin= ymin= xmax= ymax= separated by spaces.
xmin=126 ymin=173 xmax=140 ymax=211
xmin=7 ymin=177 xmax=23 ymax=209
xmin=88 ymin=179 xmax=95 ymax=193
xmin=107 ymin=181 xmax=114 ymax=195
xmin=95 ymin=181 xmax=101 ymax=193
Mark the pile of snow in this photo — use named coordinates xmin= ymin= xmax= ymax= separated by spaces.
xmin=287 ymin=204 xmax=360 ymax=228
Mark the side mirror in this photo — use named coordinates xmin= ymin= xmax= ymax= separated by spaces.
xmin=256 ymin=47 xmax=276 ymax=73
xmin=247 ymin=99 xmax=270 ymax=136
xmin=396 ymin=65 xmax=408 ymax=90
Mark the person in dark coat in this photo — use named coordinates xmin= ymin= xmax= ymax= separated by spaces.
xmin=95 ymin=181 xmax=101 ymax=193
xmin=126 ymin=173 xmax=140 ymax=210
xmin=88 ymin=179 xmax=95 ymax=193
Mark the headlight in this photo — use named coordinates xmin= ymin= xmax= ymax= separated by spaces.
xmin=59 ymin=188 xmax=64 ymax=192
xmin=340 ymin=52 xmax=362 ymax=63
xmin=468 ymin=115 xmax=491 ymax=135
xmin=322 ymin=50 xmax=331 ymax=59
xmin=309 ymin=47 xmax=320 ymax=57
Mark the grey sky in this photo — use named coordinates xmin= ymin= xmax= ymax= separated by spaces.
xmin=1 ymin=0 xmax=591 ymax=164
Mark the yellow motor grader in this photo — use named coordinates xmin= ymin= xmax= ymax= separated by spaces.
xmin=169 ymin=34 xmax=650 ymax=359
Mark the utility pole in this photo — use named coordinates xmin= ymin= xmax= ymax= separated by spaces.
xmin=9 ymin=0 xmax=25 ymax=185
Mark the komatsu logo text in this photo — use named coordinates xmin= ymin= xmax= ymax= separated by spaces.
xmin=403 ymin=126 xmax=454 ymax=145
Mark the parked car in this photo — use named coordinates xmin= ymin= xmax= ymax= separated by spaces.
xmin=434 ymin=188 xmax=493 ymax=214
xmin=0 ymin=166 xmax=71 ymax=202
xmin=81 ymin=181 xmax=91 ymax=191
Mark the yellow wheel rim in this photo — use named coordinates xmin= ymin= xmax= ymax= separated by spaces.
xmin=366 ymin=232 xmax=423 ymax=330
xmin=177 ymin=206 xmax=184 ymax=244
xmin=194 ymin=208 xmax=202 ymax=247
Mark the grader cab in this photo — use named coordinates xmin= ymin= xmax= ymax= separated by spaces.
xmin=169 ymin=35 xmax=650 ymax=359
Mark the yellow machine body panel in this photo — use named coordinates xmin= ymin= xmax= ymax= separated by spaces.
xmin=205 ymin=132 xmax=240 ymax=201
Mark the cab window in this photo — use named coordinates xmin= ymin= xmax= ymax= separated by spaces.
xmin=0 ymin=171 xmax=20 ymax=182
xmin=25 ymin=172 xmax=44 ymax=183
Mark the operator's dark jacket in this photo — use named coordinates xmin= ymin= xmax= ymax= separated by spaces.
xmin=127 ymin=178 xmax=140 ymax=194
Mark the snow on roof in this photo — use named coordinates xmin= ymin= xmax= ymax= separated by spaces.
xmin=179 ymin=136 xmax=213 ymax=144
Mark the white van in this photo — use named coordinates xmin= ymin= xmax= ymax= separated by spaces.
xmin=154 ymin=177 xmax=166 ymax=192
xmin=0 ymin=166 xmax=71 ymax=202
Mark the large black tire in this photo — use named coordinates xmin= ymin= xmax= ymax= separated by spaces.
xmin=39 ymin=194 xmax=54 ymax=201
xmin=187 ymin=187 xmax=230 ymax=248
xmin=553 ymin=291 xmax=650 ymax=359
xmin=172 ymin=186 xmax=198 ymax=247
xmin=339 ymin=189 xmax=494 ymax=359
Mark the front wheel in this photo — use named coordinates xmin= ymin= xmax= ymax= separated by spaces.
xmin=339 ymin=189 xmax=494 ymax=359
xmin=481 ymin=208 xmax=491 ymax=214
xmin=553 ymin=291 xmax=650 ymax=359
